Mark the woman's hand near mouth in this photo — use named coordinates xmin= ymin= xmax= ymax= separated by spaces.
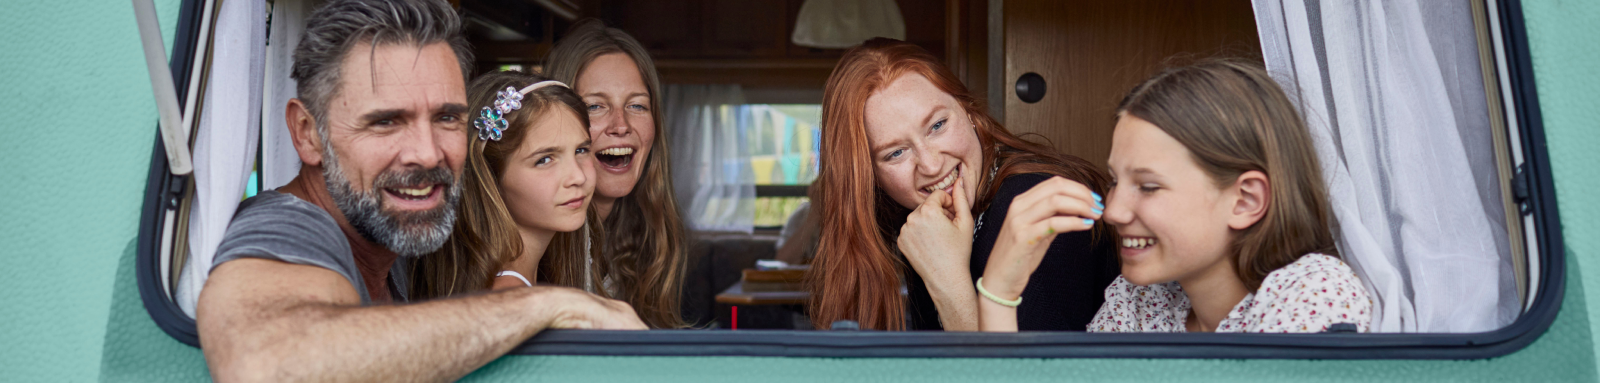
xmin=898 ymin=178 xmax=979 ymax=331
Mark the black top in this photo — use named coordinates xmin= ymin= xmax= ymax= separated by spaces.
xmin=904 ymin=173 xmax=1120 ymax=331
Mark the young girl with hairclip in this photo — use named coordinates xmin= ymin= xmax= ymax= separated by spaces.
xmin=410 ymin=71 xmax=615 ymax=301
xmin=977 ymin=60 xmax=1372 ymax=333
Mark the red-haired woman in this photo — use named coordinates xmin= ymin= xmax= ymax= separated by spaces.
xmin=809 ymin=38 xmax=1118 ymax=331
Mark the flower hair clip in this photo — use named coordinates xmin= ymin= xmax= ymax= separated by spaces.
xmin=473 ymin=87 xmax=519 ymax=141
xmin=473 ymin=80 xmax=570 ymax=142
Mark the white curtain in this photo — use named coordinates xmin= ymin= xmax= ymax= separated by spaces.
xmin=176 ymin=0 xmax=268 ymax=316
xmin=665 ymin=84 xmax=756 ymax=232
xmin=1252 ymin=0 xmax=1518 ymax=332
xmin=260 ymin=0 xmax=311 ymax=191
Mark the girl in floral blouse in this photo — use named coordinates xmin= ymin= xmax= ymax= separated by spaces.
xmin=975 ymin=60 xmax=1371 ymax=333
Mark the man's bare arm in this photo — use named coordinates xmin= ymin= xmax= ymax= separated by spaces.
xmin=197 ymin=258 xmax=644 ymax=382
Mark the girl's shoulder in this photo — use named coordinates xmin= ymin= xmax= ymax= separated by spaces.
xmin=1244 ymin=253 xmax=1373 ymax=332
xmin=1260 ymin=253 xmax=1362 ymax=289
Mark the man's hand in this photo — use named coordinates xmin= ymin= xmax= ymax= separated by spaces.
xmin=537 ymin=286 xmax=648 ymax=330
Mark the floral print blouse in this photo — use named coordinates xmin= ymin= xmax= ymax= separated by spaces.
xmin=1087 ymin=253 xmax=1371 ymax=333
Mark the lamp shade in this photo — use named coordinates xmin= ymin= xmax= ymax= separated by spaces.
xmin=791 ymin=0 xmax=905 ymax=49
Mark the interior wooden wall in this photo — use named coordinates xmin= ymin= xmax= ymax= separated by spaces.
xmin=1002 ymin=0 xmax=1262 ymax=168
xmin=467 ymin=0 xmax=991 ymax=100
xmin=606 ymin=0 xmax=951 ymax=92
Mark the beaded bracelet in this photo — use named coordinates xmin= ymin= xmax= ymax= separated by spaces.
xmin=975 ymin=277 xmax=1022 ymax=307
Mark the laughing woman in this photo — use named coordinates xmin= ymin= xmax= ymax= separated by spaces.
xmin=809 ymin=38 xmax=1120 ymax=331
xmin=410 ymin=71 xmax=616 ymax=302
xmin=543 ymin=20 xmax=688 ymax=329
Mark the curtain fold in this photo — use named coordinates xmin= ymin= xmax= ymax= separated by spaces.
xmin=176 ymin=0 xmax=268 ymax=316
xmin=260 ymin=0 xmax=310 ymax=191
xmin=665 ymin=84 xmax=755 ymax=232
xmin=1252 ymin=0 xmax=1517 ymax=332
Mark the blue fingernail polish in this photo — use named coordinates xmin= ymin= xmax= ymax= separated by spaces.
xmin=1096 ymin=201 xmax=1105 ymax=210
xmin=1092 ymin=192 xmax=1103 ymax=202
xmin=1083 ymin=218 xmax=1095 ymax=226
xmin=1092 ymin=208 xmax=1103 ymax=215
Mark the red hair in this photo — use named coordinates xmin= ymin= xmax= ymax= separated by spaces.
xmin=809 ymin=38 xmax=1112 ymax=330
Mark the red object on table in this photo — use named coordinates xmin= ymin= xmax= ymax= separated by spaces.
xmin=732 ymin=306 xmax=739 ymax=330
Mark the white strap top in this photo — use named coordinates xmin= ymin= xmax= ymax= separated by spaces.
xmin=584 ymin=223 xmax=594 ymax=293
xmin=495 ymin=270 xmax=533 ymax=288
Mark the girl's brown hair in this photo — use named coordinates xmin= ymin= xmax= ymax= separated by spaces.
xmin=410 ymin=71 xmax=607 ymax=300
xmin=1116 ymin=59 xmax=1338 ymax=291
xmin=809 ymin=38 xmax=1113 ymax=330
xmin=542 ymin=19 xmax=687 ymax=329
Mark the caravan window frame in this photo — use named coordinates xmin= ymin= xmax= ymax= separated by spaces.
xmin=136 ymin=0 xmax=1565 ymax=360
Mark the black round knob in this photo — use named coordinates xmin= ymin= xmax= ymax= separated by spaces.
xmin=1015 ymin=72 xmax=1046 ymax=104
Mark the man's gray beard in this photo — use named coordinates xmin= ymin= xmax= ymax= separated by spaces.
xmin=321 ymin=145 xmax=460 ymax=258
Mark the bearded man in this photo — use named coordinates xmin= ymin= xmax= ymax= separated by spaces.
xmin=195 ymin=1 xmax=643 ymax=381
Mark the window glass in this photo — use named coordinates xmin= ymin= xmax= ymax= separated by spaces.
xmin=741 ymin=104 xmax=820 ymax=186
xmin=733 ymin=104 xmax=819 ymax=227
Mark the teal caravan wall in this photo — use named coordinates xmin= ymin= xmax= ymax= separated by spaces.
xmin=0 ymin=0 xmax=186 ymax=381
xmin=0 ymin=1 xmax=1597 ymax=381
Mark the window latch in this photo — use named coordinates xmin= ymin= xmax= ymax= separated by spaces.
xmin=1324 ymin=323 xmax=1359 ymax=333
xmin=1511 ymin=162 xmax=1531 ymax=215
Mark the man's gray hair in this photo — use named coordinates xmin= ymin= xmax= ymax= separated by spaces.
xmin=291 ymin=0 xmax=473 ymax=127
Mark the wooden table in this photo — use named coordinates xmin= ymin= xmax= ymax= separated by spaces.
xmin=714 ymin=280 xmax=808 ymax=306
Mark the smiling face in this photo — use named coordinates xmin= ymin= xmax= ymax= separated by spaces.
xmin=575 ymin=52 xmax=654 ymax=201
xmin=499 ymin=108 xmax=597 ymax=235
xmin=863 ymin=73 xmax=982 ymax=209
xmin=316 ymin=42 xmax=468 ymax=256
xmin=1103 ymin=115 xmax=1240 ymax=286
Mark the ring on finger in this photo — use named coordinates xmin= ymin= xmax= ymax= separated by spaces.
xmin=1030 ymin=227 xmax=1057 ymax=246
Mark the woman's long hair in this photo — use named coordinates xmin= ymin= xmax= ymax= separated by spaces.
xmin=543 ymin=19 xmax=688 ymax=329
xmin=1116 ymin=60 xmax=1337 ymax=291
xmin=410 ymin=71 xmax=608 ymax=300
xmin=809 ymin=38 xmax=1113 ymax=330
